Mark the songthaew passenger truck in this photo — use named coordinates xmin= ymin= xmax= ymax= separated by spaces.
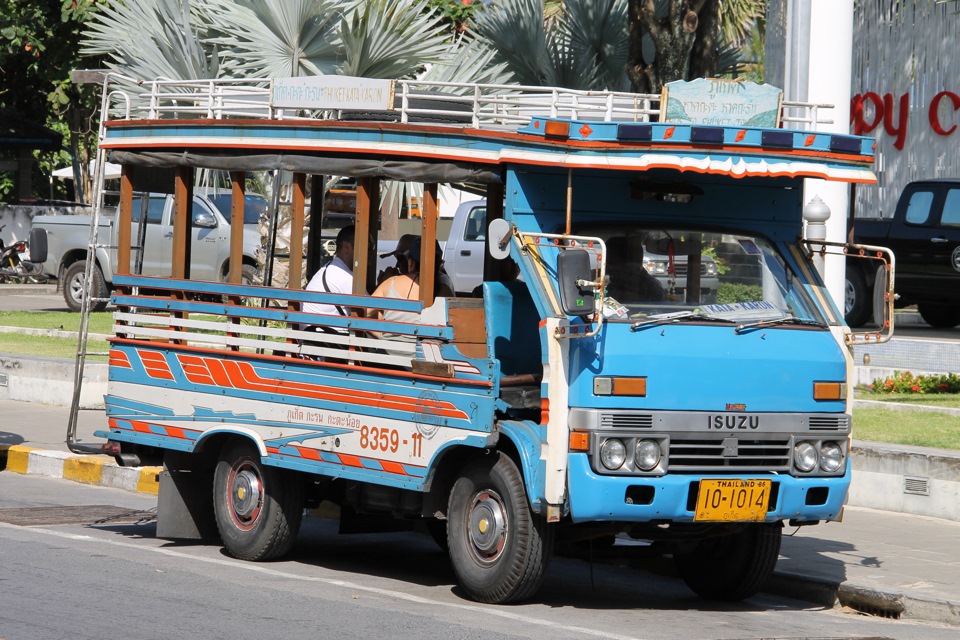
xmin=56 ymin=74 xmax=893 ymax=605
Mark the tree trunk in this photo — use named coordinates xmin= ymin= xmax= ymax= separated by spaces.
xmin=626 ymin=0 xmax=721 ymax=95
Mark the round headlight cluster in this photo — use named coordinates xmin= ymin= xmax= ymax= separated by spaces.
xmin=819 ymin=441 xmax=844 ymax=472
xmin=635 ymin=439 xmax=661 ymax=471
xmin=599 ymin=438 xmax=626 ymax=470
xmin=794 ymin=441 xmax=845 ymax=473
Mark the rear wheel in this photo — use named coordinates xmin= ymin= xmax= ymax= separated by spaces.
xmin=917 ymin=303 xmax=960 ymax=328
xmin=63 ymin=260 xmax=108 ymax=312
xmin=213 ymin=441 xmax=303 ymax=561
xmin=447 ymin=452 xmax=554 ymax=604
xmin=674 ymin=523 xmax=782 ymax=601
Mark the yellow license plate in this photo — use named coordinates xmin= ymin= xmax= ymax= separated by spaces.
xmin=694 ymin=479 xmax=771 ymax=522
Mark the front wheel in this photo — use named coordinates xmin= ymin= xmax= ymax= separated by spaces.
xmin=674 ymin=523 xmax=782 ymax=601
xmin=447 ymin=452 xmax=554 ymax=604
xmin=213 ymin=441 xmax=303 ymax=561
xmin=63 ymin=260 xmax=108 ymax=312
xmin=917 ymin=303 xmax=960 ymax=328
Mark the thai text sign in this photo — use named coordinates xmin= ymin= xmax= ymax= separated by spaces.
xmin=661 ymin=79 xmax=782 ymax=128
xmin=272 ymin=75 xmax=395 ymax=111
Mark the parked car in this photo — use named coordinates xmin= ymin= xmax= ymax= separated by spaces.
xmin=31 ymin=189 xmax=265 ymax=311
xmin=847 ymin=179 xmax=960 ymax=327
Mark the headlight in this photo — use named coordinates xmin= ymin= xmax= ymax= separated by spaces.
xmin=794 ymin=441 xmax=818 ymax=472
xmin=705 ymin=261 xmax=717 ymax=276
xmin=645 ymin=260 xmax=667 ymax=275
xmin=634 ymin=439 xmax=661 ymax=471
xmin=820 ymin=441 xmax=844 ymax=472
xmin=599 ymin=438 xmax=626 ymax=470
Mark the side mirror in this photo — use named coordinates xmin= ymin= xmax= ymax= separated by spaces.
xmin=193 ymin=211 xmax=217 ymax=228
xmin=557 ymin=249 xmax=596 ymax=317
xmin=487 ymin=218 xmax=512 ymax=260
xmin=28 ymin=227 xmax=48 ymax=263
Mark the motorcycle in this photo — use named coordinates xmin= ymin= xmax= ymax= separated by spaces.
xmin=0 ymin=225 xmax=46 ymax=283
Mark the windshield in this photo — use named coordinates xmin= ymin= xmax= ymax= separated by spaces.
xmin=208 ymin=193 xmax=268 ymax=225
xmin=572 ymin=224 xmax=827 ymax=326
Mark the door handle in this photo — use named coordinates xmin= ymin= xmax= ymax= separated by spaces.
xmin=460 ymin=250 xmax=471 ymax=256
xmin=163 ymin=233 xmax=174 ymax=239
xmin=931 ymin=237 xmax=949 ymax=243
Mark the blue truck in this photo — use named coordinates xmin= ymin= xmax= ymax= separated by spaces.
xmin=69 ymin=75 xmax=888 ymax=605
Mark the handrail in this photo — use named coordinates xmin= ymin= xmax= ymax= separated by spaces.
xmin=99 ymin=76 xmax=835 ymax=132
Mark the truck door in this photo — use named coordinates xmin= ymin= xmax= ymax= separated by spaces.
xmin=928 ymin=186 xmax=960 ymax=286
xmin=447 ymin=205 xmax=486 ymax=294
xmin=894 ymin=185 xmax=941 ymax=299
xmin=157 ymin=195 xmax=223 ymax=281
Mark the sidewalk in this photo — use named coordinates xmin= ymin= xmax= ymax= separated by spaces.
xmin=0 ymin=397 xmax=957 ymax=626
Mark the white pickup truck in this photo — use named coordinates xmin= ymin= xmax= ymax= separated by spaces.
xmin=32 ymin=189 xmax=265 ymax=311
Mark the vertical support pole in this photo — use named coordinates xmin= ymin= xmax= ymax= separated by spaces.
xmin=116 ymin=172 xmax=133 ymax=276
xmin=172 ymin=166 xmax=193 ymax=280
xmin=483 ymin=182 xmax=505 ymax=282
xmin=421 ymin=183 xmax=438 ymax=307
xmin=306 ymin=175 xmax=325 ymax=279
xmin=229 ymin=171 xmax=245 ymax=284
xmin=289 ymin=173 xmax=306 ymax=292
xmin=353 ymin=177 xmax=374 ymax=296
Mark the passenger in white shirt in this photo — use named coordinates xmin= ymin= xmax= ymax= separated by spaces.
xmin=304 ymin=225 xmax=359 ymax=331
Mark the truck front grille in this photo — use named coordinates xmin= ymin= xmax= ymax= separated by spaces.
xmin=668 ymin=437 xmax=792 ymax=472
xmin=808 ymin=415 xmax=849 ymax=431
xmin=600 ymin=413 xmax=654 ymax=429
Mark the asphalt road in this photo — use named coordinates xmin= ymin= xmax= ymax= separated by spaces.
xmin=2 ymin=472 xmax=957 ymax=640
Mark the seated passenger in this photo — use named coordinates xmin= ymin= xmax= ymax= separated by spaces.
xmin=371 ymin=237 xmax=453 ymax=355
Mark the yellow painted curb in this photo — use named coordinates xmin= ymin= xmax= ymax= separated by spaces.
xmin=137 ymin=467 xmax=162 ymax=495
xmin=63 ymin=455 xmax=111 ymax=486
xmin=5 ymin=445 xmax=37 ymax=475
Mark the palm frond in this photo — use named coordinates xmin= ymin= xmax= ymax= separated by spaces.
xmin=470 ymin=0 xmax=549 ymax=86
xmin=82 ymin=0 xmax=218 ymax=81
xmin=560 ymin=0 xmax=630 ymax=91
xmin=419 ymin=35 xmax=514 ymax=88
xmin=202 ymin=0 xmax=344 ymax=78
xmin=338 ymin=0 xmax=452 ymax=79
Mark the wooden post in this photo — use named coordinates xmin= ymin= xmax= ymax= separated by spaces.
xmin=421 ymin=183 xmax=439 ymax=307
xmin=289 ymin=173 xmax=306 ymax=292
xmin=115 ymin=170 xmax=133 ymax=276
xmin=172 ymin=166 xmax=193 ymax=280
xmin=229 ymin=172 xmax=245 ymax=284
xmin=353 ymin=177 xmax=376 ymax=296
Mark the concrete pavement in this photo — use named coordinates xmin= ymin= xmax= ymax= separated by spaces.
xmin=1 ymin=397 xmax=958 ymax=626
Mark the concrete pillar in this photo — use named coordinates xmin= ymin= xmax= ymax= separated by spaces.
xmin=803 ymin=0 xmax=855 ymax=309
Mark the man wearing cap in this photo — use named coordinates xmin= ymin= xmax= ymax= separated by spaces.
xmin=377 ymin=233 xmax=418 ymax=286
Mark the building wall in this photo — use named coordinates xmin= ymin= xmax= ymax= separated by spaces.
xmin=851 ymin=0 xmax=960 ymax=218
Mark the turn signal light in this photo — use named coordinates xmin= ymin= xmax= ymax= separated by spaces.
xmin=813 ymin=381 xmax=846 ymax=401
xmin=594 ymin=376 xmax=647 ymax=396
xmin=544 ymin=120 xmax=570 ymax=139
xmin=569 ymin=431 xmax=590 ymax=451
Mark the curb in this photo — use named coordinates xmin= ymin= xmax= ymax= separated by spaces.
xmin=0 ymin=444 xmax=160 ymax=495
xmin=767 ymin=570 xmax=960 ymax=627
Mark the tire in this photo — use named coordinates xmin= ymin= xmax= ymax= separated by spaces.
xmin=844 ymin=266 xmax=871 ymax=327
xmin=447 ymin=452 xmax=554 ymax=604
xmin=917 ymin=303 xmax=960 ymax=328
xmin=674 ymin=523 xmax=782 ymax=602
xmin=63 ymin=260 xmax=108 ymax=313
xmin=240 ymin=264 xmax=259 ymax=286
xmin=213 ymin=441 xmax=304 ymax=561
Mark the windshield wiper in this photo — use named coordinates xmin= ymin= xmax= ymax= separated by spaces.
xmin=630 ymin=310 xmax=729 ymax=332
xmin=734 ymin=316 xmax=828 ymax=334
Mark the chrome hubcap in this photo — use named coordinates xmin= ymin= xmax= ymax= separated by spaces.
xmin=230 ymin=463 xmax=263 ymax=527
xmin=467 ymin=490 xmax=507 ymax=563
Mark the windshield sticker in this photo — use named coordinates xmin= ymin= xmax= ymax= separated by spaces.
xmin=602 ymin=296 xmax=630 ymax=319
xmin=700 ymin=301 xmax=786 ymax=321
xmin=738 ymin=239 xmax=762 ymax=255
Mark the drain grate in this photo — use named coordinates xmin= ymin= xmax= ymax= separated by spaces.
xmin=0 ymin=505 xmax=156 ymax=526
xmin=903 ymin=476 xmax=929 ymax=496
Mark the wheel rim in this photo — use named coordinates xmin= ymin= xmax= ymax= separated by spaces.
xmin=466 ymin=489 xmax=508 ymax=564
xmin=844 ymin=279 xmax=855 ymax=315
xmin=227 ymin=460 xmax=264 ymax=531
xmin=69 ymin=271 xmax=86 ymax=302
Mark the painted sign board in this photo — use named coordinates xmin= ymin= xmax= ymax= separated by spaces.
xmin=272 ymin=75 xmax=395 ymax=111
xmin=661 ymin=79 xmax=783 ymax=127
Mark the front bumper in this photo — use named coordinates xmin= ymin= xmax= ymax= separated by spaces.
xmin=566 ymin=452 xmax=849 ymax=523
